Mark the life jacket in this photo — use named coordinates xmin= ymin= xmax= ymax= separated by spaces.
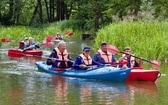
xmin=19 ymin=41 xmax=24 ymax=49
xmin=121 ymin=54 xmax=136 ymax=67
xmin=55 ymin=47 xmax=68 ymax=67
xmin=98 ymin=49 xmax=112 ymax=64
xmin=79 ymin=54 xmax=92 ymax=66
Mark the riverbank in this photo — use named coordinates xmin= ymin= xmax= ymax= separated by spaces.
xmin=0 ymin=20 xmax=168 ymax=61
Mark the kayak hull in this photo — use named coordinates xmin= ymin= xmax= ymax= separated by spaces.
xmin=126 ymin=67 xmax=160 ymax=82
xmin=35 ymin=61 xmax=131 ymax=82
xmin=8 ymin=48 xmax=43 ymax=58
xmin=1 ymin=38 xmax=10 ymax=42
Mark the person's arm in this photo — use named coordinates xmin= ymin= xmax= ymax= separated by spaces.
xmin=46 ymin=50 xmax=57 ymax=65
xmin=112 ymin=54 xmax=118 ymax=63
xmin=92 ymin=52 xmax=100 ymax=62
xmin=138 ymin=58 xmax=142 ymax=67
xmin=73 ymin=56 xmax=82 ymax=69
xmin=119 ymin=54 xmax=127 ymax=62
xmin=35 ymin=42 xmax=40 ymax=49
xmin=92 ymin=60 xmax=103 ymax=66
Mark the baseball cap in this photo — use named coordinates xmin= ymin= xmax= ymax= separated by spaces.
xmin=101 ymin=41 xmax=107 ymax=46
xmin=83 ymin=46 xmax=90 ymax=51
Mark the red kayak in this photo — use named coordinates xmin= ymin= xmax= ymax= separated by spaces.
xmin=126 ymin=67 xmax=160 ymax=82
xmin=42 ymin=41 xmax=53 ymax=47
xmin=8 ymin=48 xmax=43 ymax=58
xmin=1 ymin=38 xmax=11 ymax=42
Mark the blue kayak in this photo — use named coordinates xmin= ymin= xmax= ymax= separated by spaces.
xmin=35 ymin=61 xmax=131 ymax=82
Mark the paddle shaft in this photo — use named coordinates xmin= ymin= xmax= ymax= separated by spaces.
xmin=120 ymin=51 xmax=151 ymax=63
xmin=24 ymin=54 xmax=74 ymax=62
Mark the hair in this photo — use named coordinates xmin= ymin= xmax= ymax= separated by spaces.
xmin=28 ymin=37 xmax=33 ymax=40
xmin=57 ymin=41 xmax=66 ymax=47
xmin=124 ymin=46 xmax=131 ymax=51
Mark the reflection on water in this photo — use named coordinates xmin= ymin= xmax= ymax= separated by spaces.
xmin=51 ymin=75 xmax=129 ymax=104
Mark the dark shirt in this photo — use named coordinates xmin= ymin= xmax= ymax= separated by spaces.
xmin=22 ymin=42 xmax=40 ymax=50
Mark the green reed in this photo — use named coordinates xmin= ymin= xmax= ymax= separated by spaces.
xmin=0 ymin=20 xmax=83 ymax=46
xmin=94 ymin=21 xmax=168 ymax=61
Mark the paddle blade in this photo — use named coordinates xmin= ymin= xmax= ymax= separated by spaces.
xmin=1 ymin=38 xmax=10 ymax=42
xmin=45 ymin=35 xmax=54 ymax=42
xmin=65 ymin=31 xmax=73 ymax=36
xmin=150 ymin=60 xmax=160 ymax=69
xmin=106 ymin=45 xmax=120 ymax=54
xmin=8 ymin=49 xmax=25 ymax=58
xmin=42 ymin=41 xmax=52 ymax=47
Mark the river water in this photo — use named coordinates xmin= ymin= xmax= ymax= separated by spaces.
xmin=0 ymin=40 xmax=168 ymax=105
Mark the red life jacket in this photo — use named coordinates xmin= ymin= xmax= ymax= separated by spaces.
xmin=98 ymin=49 xmax=112 ymax=63
xmin=79 ymin=54 xmax=92 ymax=66
xmin=55 ymin=47 xmax=68 ymax=67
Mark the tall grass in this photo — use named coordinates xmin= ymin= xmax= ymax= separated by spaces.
xmin=94 ymin=21 xmax=168 ymax=61
xmin=0 ymin=20 xmax=85 ymax=46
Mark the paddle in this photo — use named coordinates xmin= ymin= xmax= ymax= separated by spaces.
xmin=106 ymin=45 xmax=160 ymax=69
xmin=7 ymin=50 xmax=74 ymax=62
xmin=1 ymin=38 xmax=11 ymax=42
xmin=65 ymin=31 xmax=73 ymax=37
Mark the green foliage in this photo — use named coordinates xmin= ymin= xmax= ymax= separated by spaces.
xmin=94 ymin=21 xmax=168 ymax=61
xmin=0 ymin=20 xmax=86 ymax=46
xmin=152 ymin=0 xmax=168 ymax=19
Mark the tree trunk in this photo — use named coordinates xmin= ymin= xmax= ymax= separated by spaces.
xmin=8 ymin=0 xmax=14 ymax=25
xmin=13 ymin=0 xmax=20 ymax=24
xmin=44 ymin=0 xmax=50 ymax=22
xmin=38 ymin=0 xmax=43 ymax=23
xmin=61 ymin=1 xmax=65 ymax=20
xmin=56 ymin=0 xmax=61 ymax=21
xmin=49 ymin=0 xmax=54 ymax=22
xmin=29 ymin=2 xmax=39 ymax=25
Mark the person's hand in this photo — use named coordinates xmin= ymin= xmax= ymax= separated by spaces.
xmin=122 ymin=65 xmax=128 ymax=69
xmin=64 ymin=58 xmax=69 ymax=62
xmin=51 ymin=57 xmax=56 ymax=62
xmin=79 ymin=64 xmax=88 ymax=69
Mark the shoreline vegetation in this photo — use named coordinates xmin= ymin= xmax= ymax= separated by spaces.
xmin=0 ymin=20 xmax=168 ymax=62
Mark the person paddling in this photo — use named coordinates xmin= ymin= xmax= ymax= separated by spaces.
xmin=54 ymin=32 xmax=63 ymax=40
xmin=119 ymin=46 xmax=142 ymax=68
xmin=22 ymin=37 xmax=40 ymax=50
xmin=92 ymin=41 xmax=118 ymax=66
xmin=19 ymin=37 xmax=29 ymax=49
xmin=46 ymin=41 xmax=73 ymax=68
xmin=73 ymin=46 xmax=103 ymax=70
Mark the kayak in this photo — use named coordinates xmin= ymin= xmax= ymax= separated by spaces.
xmin=42 ymin=41 xmax=53 ymax=47
xmin=53 ymin=39 xmax=62 ymax=43
xmin=52 ymin=39 xmax=62 ymax=45
xmin=126 ymin=67 xmax=160 ymax=82
xmin=35 ymin=61 xmax=131 ymax=82
xmin=8 ymin=48 xmax=43 ymax=58
xmin=1 ymin=38 xmax=10 ymax=42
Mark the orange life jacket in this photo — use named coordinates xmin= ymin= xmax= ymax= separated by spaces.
xmin=98 ymin=49 xmax=112 ymax=63
xmin=79 ymin=54 xmax=92 ymax=66
xmin=121 ymin=54 xmax=135 ymax=67
xmin=55 ymin=47 xmax=68 ymax=67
